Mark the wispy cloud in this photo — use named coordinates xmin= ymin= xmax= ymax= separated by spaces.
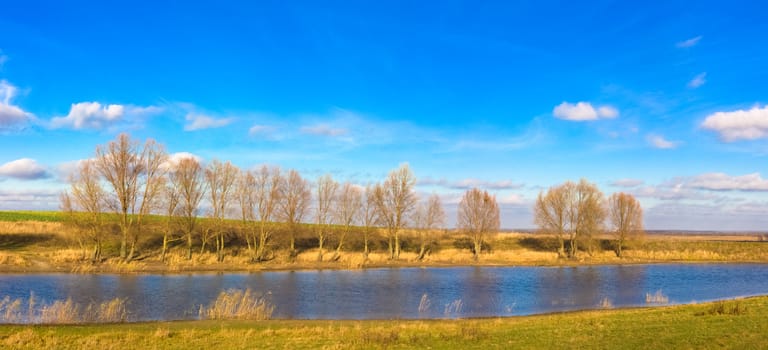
xmin=553 ymin=101 xmax=618 ymax=121
xmin=676 ymin=35 xmax=702 ymax=48
xmin=299 ymin=124 xmax=348 ymax=137
xmin=184 ymin=113 xmax=235 ymax=131
xmin=248 ymin=124 xmax=277 ymax=137
xmin=687 ymin=172 xmax=768 ymax=191
xmin=0 ymin=80 xmax=34 ymax=130
xmin=687 ymin=72 xmax=707 ymax=88
xmin=701 ymin=105 xmax=768 ymax=142
xmin=50 ymin=102 xmax=162 ymax=130
xmin=418 ymin=176 xmax=524 ymax=190
xmin=647 ymin=134 xmax=679 ymax=149
xmin=611 ymin=178 xmax=644 ymax=188
xmin=0 ymin=158 xmax=50 ymax=180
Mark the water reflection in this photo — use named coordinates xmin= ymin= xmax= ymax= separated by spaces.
xmin=0 ymin=264 xmax=766 ymax=321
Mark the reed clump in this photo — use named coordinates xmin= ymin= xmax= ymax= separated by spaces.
xmin=645 ymin=290 xmax=669 ymax=304
xmin=0 ymin=295 xmax=127 ymax=324
xmin=199 ymin=288 xmax=274 ymax=320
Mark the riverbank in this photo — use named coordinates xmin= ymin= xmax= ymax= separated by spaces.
xmin=1 ymin=220 xmax=767 ymax=274
xmin=1 ymin=296 xmax=765 ymax=349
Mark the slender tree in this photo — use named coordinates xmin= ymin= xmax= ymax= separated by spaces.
xmin=608 ymin=192 xmax=643 ymax=257
xmin=205 ymin=160 xmax=239 ymax=262
xmin=236 ymin=169 xmax=257 ymax=256
xmin=251 ymin=165 xmax=282 ymax=262
xmin=457 ymin=188 xmax=500 ymax=261
xmin=61 ymin=160 xmax=106 ymax=262
xmin=412 ymin=193 xmax=445 ymax=261
xmin=160 ymin=176 xmax=180 ymax=262
xmin=372 ymin=164 xmax=417 ymax=260
xmin=93 ymin=133 xmax=166 ymax=261
xmin=314 ymin=174 xmax=338 ymax=262
xmin=170 ymin=157 xmax=206 ymax=260
xmin=360 ymin=184 xmax=378 ymax=261
xmin=278 ymin=169 xmax=311 ymax=259
xmin=331 ymin=182 xmax=362 ymax=261
xmin=534 ymin=182 xmax=573 ymax=258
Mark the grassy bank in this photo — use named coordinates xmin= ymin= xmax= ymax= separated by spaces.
xmin=0 ymin=296 xmax=765 ymax=349
xmin=0 ymin=211 xmax=767 ymax=273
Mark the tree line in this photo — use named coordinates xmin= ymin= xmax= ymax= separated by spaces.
xmin=60 ymin=133 xmax=501 ymax=264
xmin=61 ymin=133 xmax=642 ymax=264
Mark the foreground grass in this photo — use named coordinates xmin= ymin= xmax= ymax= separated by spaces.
xmin=0 ymin=297 xmax=765 ymax=349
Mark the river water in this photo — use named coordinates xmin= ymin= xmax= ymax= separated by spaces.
xmin=0 ymin=264 xmax=766 ymax=321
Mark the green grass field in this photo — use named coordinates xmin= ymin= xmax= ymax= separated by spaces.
xmin=0 ymin=297 xmax=764 ymax=349
xmin=0 ymin=211 xmax=64 ymax=222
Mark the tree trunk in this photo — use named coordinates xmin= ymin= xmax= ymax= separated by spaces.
xmin=473 ymin=239 xmax=482 ymax=261
xmin=126 ymin=238 xmax=137 ymax=263
xmin=394 ymin=232 xmax=400 ymax=260
xmin=186 ymin=232 xmax=193 ymax=260
xmin=317 ymin=234 xmax=324 ymax=262
xmin=162 ymin=233 xmax=169 ymax=262
xmin=569 ymin=233 xmax=578 ymax=259
xmin=120 ymin=226 xmax=128 ymax=260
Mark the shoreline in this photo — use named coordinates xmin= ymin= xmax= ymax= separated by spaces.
xmin=2 ymin=257 xmax=768 ymax=275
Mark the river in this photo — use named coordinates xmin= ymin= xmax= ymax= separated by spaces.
xmin=0 ymin=264 xmax=766 ymax=321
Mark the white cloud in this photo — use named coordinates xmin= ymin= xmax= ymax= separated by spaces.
xmin=184 ymin=113 xmax=234 ymax=131
xmin=676 ymin=35 xmax=702 ymax=48
xmin=0 ymin=80 xmax=33 ymax=129
xmin=688 ymin=172 xmax=768 ymax=191
xmin=0 ymin=158 xmax=49 ymax=180
xmin=0 ymin=53 xmax=7 ymax=69
xmin=647 ymin=134 xmax=679 ymax=149
xmin=248 ymin=124 xmax=276 ymax=137
xmin=497 ymin=193 xmax=525 ymax=205
xmin=611 ymin=178 xmax=644 ymax=188
xmin=50 ymin=102 xmax=162 ymax=130
xmin=701 ymin=105 xmax=768 ymax=142
xmin=299 ymin=124 xmax=348 ymax=137
xmin=0 ymin=189 xmax=61 ymax=210
xmin=553 ymin=101 xmax=618 ymax=121
xmin=418 ymin=177 xmax=523 ymax=190
xmin=687 ymin=72 xmax=707 ymax=88
xmin=161 ymin=152 xmax=203 ymax=171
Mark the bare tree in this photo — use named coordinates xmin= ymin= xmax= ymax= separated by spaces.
xmin=278 ymin=169 xmax=311 ymax=259
xmin=236 ymin=169 xmax=257 ymax=256
xmin=331 ymin=182 xmax=362 ymax=261
xmin=457 ymin=188 xmax=500 ymax=261
xmin=372 ymin=164 xmax=417 ymax=260
xmin=170 ymin=157 xmax=206 ymax=260
xmin=249 ymin=165 xmax=282 ymax=262
xmin=534 ymin=182 xmax=573 ymax=258
xmin=160 ymin=176 xmax=180 ymax=262
xmin=360 ymin=184 xmax=377 ymax=261
xmin=608 ymin=192 xmax=643 ymax=258
xmin=534 ymin=179 xmax=605 ymax=259
xmin=205 ymin=160 xmax=239 ymax=262
xmin=412 ymin=193 xmax=445 ymax=261
xmin=93 ymin=133 xmax=166 ymax=261
xmin=61 ymin=160 xmax=106 ymax=262
xmin=573 ymin=179 xmax=605 ymax=256
xmin=314 ymin=174 xmax=339 ymax=262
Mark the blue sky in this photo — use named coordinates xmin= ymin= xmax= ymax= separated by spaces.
xmin=2 ymin=1 xmax=768 ymax=230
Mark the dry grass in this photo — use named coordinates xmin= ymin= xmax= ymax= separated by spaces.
xmin=199 ymin=288 xmax=274 ymax=320
xmin=0 ymin=221 xmax=63 ymax=235
xmin=0 ymin=295 xmax=127 ymax=324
